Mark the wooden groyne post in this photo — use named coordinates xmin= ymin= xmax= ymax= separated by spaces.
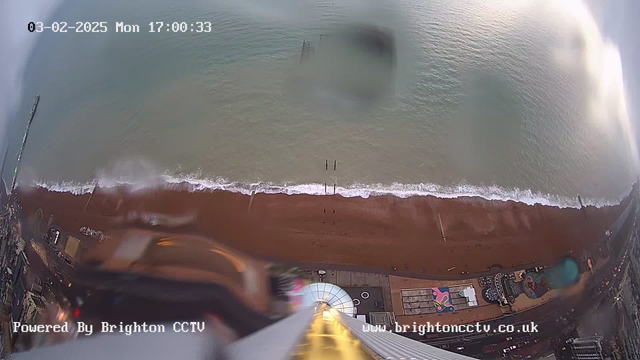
xmin=438 ymin=213 xmax=447 ymax=242
xmin=300 ymin=40 xmax=314 ymax=63
xmin=83 ymin=183 xmax=98 ymax=213
xmin=300 ymin=40 xmax=309 ymax=63
xmin=578 ymin=195 xmax=587 ymax=219
xmin=248 ymin=190 xmax=256 ymax=212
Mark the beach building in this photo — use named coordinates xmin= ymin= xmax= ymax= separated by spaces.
xmin=21 ymin=292 xmax=46 ymax=324
xmin=567 ymin=337 xmax=605 ymax=360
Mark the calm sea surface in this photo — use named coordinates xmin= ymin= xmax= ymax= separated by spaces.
xmin=4 ymin=0 xmax=637 ymax=206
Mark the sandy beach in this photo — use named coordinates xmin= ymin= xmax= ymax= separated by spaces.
xmin=16 ymin=185 xmax=631 ymax=275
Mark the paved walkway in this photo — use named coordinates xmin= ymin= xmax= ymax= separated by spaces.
xmin=295 ymin=268 xmax=393 ymax=314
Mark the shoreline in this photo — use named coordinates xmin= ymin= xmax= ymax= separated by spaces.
xmin=33 ymin=178 xmax=631 ymax=209
xmin=16 ymin=183 xmax=633 ymax=275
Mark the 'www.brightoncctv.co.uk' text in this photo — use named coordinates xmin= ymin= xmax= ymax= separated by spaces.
xmin=362 ymin=322 xmax=539 ymax=336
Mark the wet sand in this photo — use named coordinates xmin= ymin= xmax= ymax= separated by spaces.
xmin=16 ymin=186 xmax=632 ymax=275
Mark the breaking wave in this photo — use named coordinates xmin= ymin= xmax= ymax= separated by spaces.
xmin=32 ymin=172 xmax=624 ymax=209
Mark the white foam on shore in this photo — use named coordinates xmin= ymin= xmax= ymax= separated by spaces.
xmin=34 ymin=180 xmax=97 ymax=195
xmin=32 ymin=173 xmax=625 ymax=209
